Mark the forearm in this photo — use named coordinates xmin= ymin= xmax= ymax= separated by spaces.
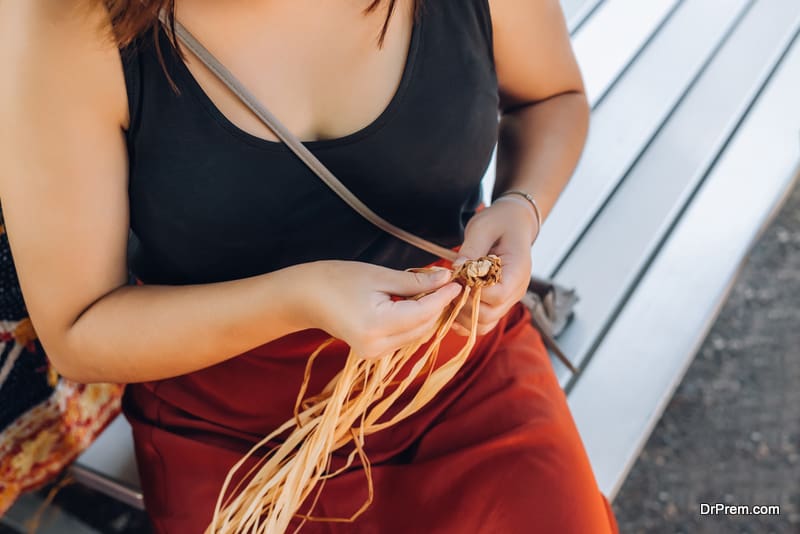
xmin=56 ymin=264 xmax=314 ymax=384
xmin=493 ymin=91 xmax=590 ymax=223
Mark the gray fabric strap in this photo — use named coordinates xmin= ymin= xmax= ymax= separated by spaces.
xmin=157 ymin=14 xmax=579 ymax=374
xmin=163 ymin=15 xmax=460 ymax=264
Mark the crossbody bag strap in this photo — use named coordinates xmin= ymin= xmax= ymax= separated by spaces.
xmin=164 ymin=15 xmax=460 ymax=264
xmin=160 ymin=15 xmax=580 ymax=374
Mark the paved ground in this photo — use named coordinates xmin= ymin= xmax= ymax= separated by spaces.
xmin=3 ymin=183 xmax=799 ymax=534
xmin=613 ymin=179 xmax=800 ymax=533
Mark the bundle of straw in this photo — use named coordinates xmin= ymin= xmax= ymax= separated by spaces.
xmin=206 ymin=255 xmax=502 ymax=534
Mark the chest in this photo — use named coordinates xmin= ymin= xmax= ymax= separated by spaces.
xmin=169 ymin=0 xmax=418 ymax=145
xmin=125 ymin=1 xmax=499 ymax=283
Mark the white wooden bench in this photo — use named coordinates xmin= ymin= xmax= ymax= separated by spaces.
xmin=4 ymin=0 xmax=800 ymax=529
xmin=533 ymin=0 xmax=800 ymax=498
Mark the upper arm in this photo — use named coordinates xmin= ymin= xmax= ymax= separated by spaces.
xmin=487 ymin=0 xmax=586 ymax=112
xmin=0 ymin=1 xmax=131 ymax=366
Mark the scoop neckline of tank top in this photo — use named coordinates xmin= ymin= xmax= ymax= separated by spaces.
xmin=165 ymin=12 xmax=423 ymax=153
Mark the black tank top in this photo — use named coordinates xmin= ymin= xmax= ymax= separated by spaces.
xmin=121 ymin=1 xmax=498 ymax=285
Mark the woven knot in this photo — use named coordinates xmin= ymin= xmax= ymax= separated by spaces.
xmin=454 ymin=254 xmax=502 ymax=288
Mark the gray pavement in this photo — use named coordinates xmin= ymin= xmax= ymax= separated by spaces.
xmin=613 ymin=179 xmax=800 ymax=533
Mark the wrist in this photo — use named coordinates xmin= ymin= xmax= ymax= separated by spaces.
xmin=492 ymin=195 xmax=541 ymax=246
xmin=271 ymin=262 xmax=319 ymax=332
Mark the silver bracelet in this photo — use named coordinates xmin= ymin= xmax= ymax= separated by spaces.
xmin=495 ymin=190 xmax=542 ymax=243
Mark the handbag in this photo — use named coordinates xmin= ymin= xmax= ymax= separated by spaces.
xmin=166 ymin=17 xmax=580 ymax=374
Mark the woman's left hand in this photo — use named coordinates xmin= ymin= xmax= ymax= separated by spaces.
xmin=451 ymin=199 xmax=538 ymax=336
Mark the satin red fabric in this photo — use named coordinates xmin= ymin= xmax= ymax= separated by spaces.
xmin=123 ymin=259 xmax=620 ymax=533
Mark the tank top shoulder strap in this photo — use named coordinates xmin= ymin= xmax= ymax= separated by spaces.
xmin=118 ymin=36 xmax=143 ymax=144
xmin=116 ymin=4 xmax=497 ymax=145
xmin=426 ymin=0 xmax=496 ymax=74
xmin=470 ymin=0 xmax=495 ymax=64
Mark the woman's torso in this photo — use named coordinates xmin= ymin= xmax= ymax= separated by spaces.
xmin=122 ymin=0 xmax=499 ymax=286
xmin=121 ymin=0 xmax=500 ymax=440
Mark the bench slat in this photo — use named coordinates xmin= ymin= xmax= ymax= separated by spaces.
xmin=552 ymin=0 xmax=800 ymax=385
xmin=533 ymin=0 xmax=752 ymax=278
xmin=572 ymin=0 xmax=682 ymax=106
xmin=567 ymin=28 xmax=800 ymax=497
xmin=481 ymin=0 xmax=679 ymax=203
xmin=72 ymin=415 xmax=144 ymax=509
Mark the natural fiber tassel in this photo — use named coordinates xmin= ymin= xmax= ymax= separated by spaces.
xmin=206 ymin=255 xmax=502 ymax=534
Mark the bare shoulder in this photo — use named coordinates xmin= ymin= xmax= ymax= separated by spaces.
xmin=485 ymin=0 xmax=585 ymax=110
xmin=0 ymin=0 xmax=129 ymax=135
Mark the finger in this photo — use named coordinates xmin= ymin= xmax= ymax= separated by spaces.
xmin=365 ymin=302 xmax=453 ymax=358
xmin=450 ymin=300 xmax=474 ymax=334
xmin=381 ymin=267 xmax=453 ymax=298
xmin=452 ymin=314 xmax=501 ymax=337
xmin=383 ymin=282 xmax=463 ymax=331
xmin=475 ymin=319 xmax=500 ymax=336
xmin=382 ymin=311 xmax=448 ymax=351
xmin=478 ymin=254 xmax=531 ymax=307
xmin=454 ymin=301 xmax=505 ymax=333
xmin=453 ymin=299 xmax=474 ymax=327
xmin=451 ymin=322 xmax=470 ymax=336
xmin=454 ymin=225 xmax=501 ymax=270
xmin=479 ymin=280 xmax=516 ymax=307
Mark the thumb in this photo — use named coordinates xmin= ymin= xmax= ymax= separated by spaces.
xmin=454 ymin=225 xmax=498 ymax=270
xmin=384 ymin=267 xmax=453 ymax=297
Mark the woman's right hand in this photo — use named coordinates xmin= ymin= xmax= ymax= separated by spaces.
xmin=291 ymin=260 xmax=463 ymax=360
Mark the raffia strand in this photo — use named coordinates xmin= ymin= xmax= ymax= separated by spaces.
xmin=206 ymin=255 xmax=502 ymax=534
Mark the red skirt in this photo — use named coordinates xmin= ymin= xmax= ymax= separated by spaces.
xmin=123 ymin=258 xmax=620 ymax=533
